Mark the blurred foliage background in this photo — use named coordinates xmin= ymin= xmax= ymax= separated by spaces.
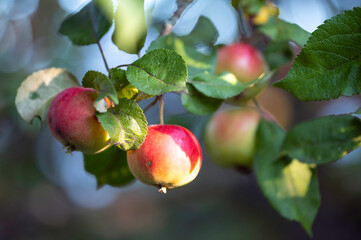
xmin=1 ymin=0 xmax=361 ymax=239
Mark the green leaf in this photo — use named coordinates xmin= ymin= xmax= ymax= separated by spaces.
xmin=126 ymin=49 xmax=188 ymax=95
xmin=109 ymin=68 xmax=139 ymax=100
xmin=254 ymin=119 xmax=320 ymax=236
xmin=147 ymin=35 xmax=217 ymax=78
xmin=15 ymin=68 xmax=79 ymax=123
xmin=259 ymin=18 xmax=310 ymax=47
xmin=82 ymin=70 xmax=118 ymax=104
xmin=274 ymin=7 xmax=361 ymax=101
xmin=181 ymin=84 xmax=222 ymax=115
xmin=112 ymin=0 xmax=147 ymax=54
xmin=96 ymin=99 xmax=148 ymax=151
xmin=179 ymin=16 xmax=219 ymax=47
xmin=83 ymin=146 xmax=134 ymax=188
xmin=59 ymin=0 xmax=113 ymax=46
xmin=189 ymin=72 xmax=254 ymax=99
xmin=264 ymin=40 xmax=293 ymax=70
xmin=282 ymin=115 xmax=361 ymax=165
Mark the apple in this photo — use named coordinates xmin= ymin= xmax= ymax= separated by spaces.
xmin=205 ymin=107 xmax=264 ymax=168
xmin=47 ymin=87 xmax=110 ymax=154
xmin=215 ymin=43 xmax=266 ymax=83
xmin=216 ymin=43 xmax=268 ymax=105
xmin=127 ymin=124 xmax=202 ymax=193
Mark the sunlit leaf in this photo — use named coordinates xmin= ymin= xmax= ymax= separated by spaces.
xmin=15 ymin=68 xmax=79 ymax=123
xmin=254 ymin=120 xmax=320 ymax=236
xmin=112 ymin=0 xmax=147 ymax=54
xmin=96 ymin=99 xmax=147 ymax=151
xmin=189 ymin=72 xmax=255 ymax=99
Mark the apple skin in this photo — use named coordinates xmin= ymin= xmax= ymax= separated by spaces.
xmin=127 ymin=125 xmax=202 ymax=191
xmin=205 ymin=108 xmax=262 ymax=168
xmin=47 ymin=87 xmax=110 ymax=154
xmin=215 ymin=43 xmax=266 ymax=83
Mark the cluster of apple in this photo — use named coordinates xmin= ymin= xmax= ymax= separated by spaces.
xmin=206 ymin=41 xmax=295 ymax=169
xmin=47 ymin=86 xmax=202 ymax=193
xmin=46 ymin=40 xmax=298 ymax=192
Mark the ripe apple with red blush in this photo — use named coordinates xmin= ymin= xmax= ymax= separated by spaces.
xmin=127 ymin=124 xmax=202 ymax=193
xmin=216 ymin=43 xmax=267 ymax=83
xmin=47 ymin=87 xmax=110 ymax=154
xmin=215 ymin=42 xmax=268 ymax=104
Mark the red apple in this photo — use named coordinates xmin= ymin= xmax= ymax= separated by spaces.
xmin=205 ymin=107 xmax=264 ymax=168
xmin=127 ymin=125 xmax=202 ymax=193
xmin=47 ymin=87 xmax=110 ymax=154
xmin=215 ymin=43 xmax=266 ymax=83
xmin=216 ymin=43 xmax=268 ymax=105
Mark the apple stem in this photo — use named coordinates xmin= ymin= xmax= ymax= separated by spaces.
xmin=159 ymin=187 xmax=167 ymax=194
xmin=115 ymin=64 xmax=130 ymax=69
xmin=143 ymin=96 xmax=160 ymax=113
xmin=62 ymin=144 xmax=75 ymax=155
xmin=96 ymin=40 xmax=109 ymax=72
xmin=159 ymin=95 xmax=165 ymax=125
xmin=90 ymin=22 xmax=109 ymax=72
xmin=253 ymin=99 xmax=276 ymax=122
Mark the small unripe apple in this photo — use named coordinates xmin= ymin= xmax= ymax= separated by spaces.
xmin=127 ymin=125 xmax=202 ymax=193
xmin=215 ymin=43 xmax=266 ymax=83
xmin=47 ymin=87 xmax=110 ymax=154
xmin=205 ymin=107 xmax=264 ymax=168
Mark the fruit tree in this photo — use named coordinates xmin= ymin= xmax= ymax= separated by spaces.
xmin=14 ymin=0 xmax=361 ymax=237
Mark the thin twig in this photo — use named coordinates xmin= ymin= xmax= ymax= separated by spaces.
xmin=253 ymin=98 xmax=274 ymax=122
xmin=96 ymin=41 xmax=109 ymax=72
xmin=89 ymin=12 xmax=110 ymax=72
xmin=235 ymin=3 xmax=252 ymax=40
xmin=143 ymin=96 xmax=160 ymax=113
xmin=159 ymin=95 xmax=165 ymax=125
xmin=158 ymin=0 xmax=194 ymax=37
xmin=116 ymin=64 xmax=130 ymax=69
xmin=252 ymin=99 xmax=264 ymax=114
